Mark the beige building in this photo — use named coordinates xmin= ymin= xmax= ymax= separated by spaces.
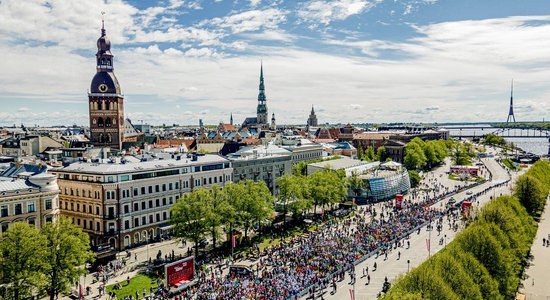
xmin=0 ymin=173 xmax=60 ymax=233
xmin=52 ymin=153 xmax=233 ymax=251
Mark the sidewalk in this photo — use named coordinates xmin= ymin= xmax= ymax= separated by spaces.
xmin=519 ymin=196 xmax=550 ymax=299
xmin=64 ymin=239 xmax=189 ymax=299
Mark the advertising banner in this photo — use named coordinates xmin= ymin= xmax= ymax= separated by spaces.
xmin=165 ymin=256 xmax=195 ymax=287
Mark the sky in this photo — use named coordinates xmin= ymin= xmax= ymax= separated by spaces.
xmin=1 ymin=0 xmax=550 ymax=126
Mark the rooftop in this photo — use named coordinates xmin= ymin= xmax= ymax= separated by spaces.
xmin=308 ymin=156 xmax=368 ymax=170
xmin=56 ymin=154 xmax=229 ymax=175
xmin=0 ymin=179 xmax=38 ymax=193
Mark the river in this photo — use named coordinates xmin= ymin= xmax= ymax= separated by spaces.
xmin=443 ymin=124 xmax=549 ymax=156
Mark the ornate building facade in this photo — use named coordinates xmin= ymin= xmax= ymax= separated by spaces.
xmin=88 ymin=22 xmax=124 ymax=150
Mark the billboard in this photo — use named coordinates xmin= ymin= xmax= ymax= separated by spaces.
xmin=165 ymin=256 xmax=195 ymax=288
xmin=395 ymin=194 xmax=403 ymax=209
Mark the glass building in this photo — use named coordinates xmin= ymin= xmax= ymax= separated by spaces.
xmin=359 ymin=170 xmax=410 ymax=202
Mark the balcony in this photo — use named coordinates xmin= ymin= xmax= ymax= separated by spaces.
xmin=104 ymin=214 xmax=118 ymax=220
xmin=105 ymin=229 xmax=118 ymax=236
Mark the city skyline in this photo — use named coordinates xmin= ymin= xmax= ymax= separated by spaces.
xmin=1 ymin=0 xmax=550 ymax=126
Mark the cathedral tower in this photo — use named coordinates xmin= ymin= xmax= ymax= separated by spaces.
xmin=88 ymin=20 xmax=124 ymax=150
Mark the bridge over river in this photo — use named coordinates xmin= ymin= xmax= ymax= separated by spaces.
xmin=441 ymin=124 xmax=549 ymax=156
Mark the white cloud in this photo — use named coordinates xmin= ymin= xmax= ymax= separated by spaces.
xmin=241 ymin=30 xmax=297 ymax=42
xmin=206 ymin=8 xmax=287 ymax=34
xmin=2 ymin=2 xmax=550 ymax=126
xmin=249 ymin=0 xmax=262 ymax=7
xmin=298 ymin=0 xmax=381 ymax=25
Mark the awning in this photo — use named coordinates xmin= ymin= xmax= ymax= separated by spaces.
xmin=160 ymin=225 xmax=174 ymax=231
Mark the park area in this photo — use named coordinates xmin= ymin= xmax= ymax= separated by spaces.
xmin=106 ymin=273 xmax=161 ymax=299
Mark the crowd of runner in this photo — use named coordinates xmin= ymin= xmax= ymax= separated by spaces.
xmin=105 ymin=157 xmax=511 ymax=300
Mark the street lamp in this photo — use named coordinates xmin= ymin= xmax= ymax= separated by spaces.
xmin=407 ymin=259 xmax=410 ymax=272
xmin=444 ymin=234 xmax=447 ymax=247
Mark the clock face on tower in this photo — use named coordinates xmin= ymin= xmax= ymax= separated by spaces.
xmin=98 ymin=84 xmax=108 ymax=93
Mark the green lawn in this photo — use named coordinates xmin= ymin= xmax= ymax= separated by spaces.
xmin=106 ymin=273 xmax=160 ymax=299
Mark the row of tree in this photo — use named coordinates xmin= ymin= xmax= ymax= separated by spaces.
xmin=404 ymin=138 xmax=475 ymax=170
xmin=170 ymin=180 xmax=274 ymax=257
xmin=0 ymin=218 xmax=93 ymax=300
xmin=357 ymin=145 xmax=388 ymax=162
xmin=403 ymin=138 xmax=452 ymax=170
xmin=482 ymin=133 xmax=506 ymax=146
xmin=277 ymin=169 xmax=348 ymax=226
xmin=383 ymin=160 xmax=550 ymax=299
xmin=171 ymin=169 xmax=351 ymax=256
xmin=514 ymin=160 xmax=550 ymax=217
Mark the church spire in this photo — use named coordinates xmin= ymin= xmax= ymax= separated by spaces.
xmin=259 ymin=60 xmax=265 ymax=92
xmin=230 ymin=112 xmax=233 ymax=125
xmin=256 ymin=61 xmax=267 ymax=125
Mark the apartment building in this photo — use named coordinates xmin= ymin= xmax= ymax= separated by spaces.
xmin=0 ymin=172 xmax=60 ymax=232
xmin=52 ymin=153 xmax=233 ymax=251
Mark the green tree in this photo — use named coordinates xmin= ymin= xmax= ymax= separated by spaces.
xmin=0 ymin=223 xmax=46 ymax=300
xmin=309 ymin=170 xmax=347 ymax=213
xmin=233 ymin=180 xmax=274 ymax=240
xmin=451 ymin=143 xmax=472 ymax=166
xmin=42 ymin=217 xmax=93 ymax=300
xmin=514 ymin=175 xmax=545 ymax=216
xmin=171 ymin=189 xmax=211 ymax=257
xmin=404 ymin=143 xmax=427 ymax=170
xmin=347 ymin=171 xmax=364 ymax=200
xmin=408 ymin=170 xmax=421 ymax=188
xmin=363 ymin=146 xmax=376 ymax=161
xmin=204 ymin=185 xmax=234 ymax=251
xmin=377 ymin=146 xmax=387 ymax=162
xmin=277 ymin=175 xmax=312 ymax=227
xmin=483 ymin=134 xmax=506 ymax=146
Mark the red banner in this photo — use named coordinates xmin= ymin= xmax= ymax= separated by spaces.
xmin=462 ymin=201 xmax=472 ymax=218
xmin=395 ymin=194 xmax=403 ymax=210
xmin=425 ymin=239 xmax=430 ymax=252
xmin=165 ymin=257 xmax=195 ymax=287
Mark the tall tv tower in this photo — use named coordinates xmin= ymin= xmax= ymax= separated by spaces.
xmin=506 ymin=79 xmax=516 ymax=123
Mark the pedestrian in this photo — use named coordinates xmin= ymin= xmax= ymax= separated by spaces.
xmin=134 ymin=253 xmax=137 ymax=262
xmin=397 ymin=251 xmax=401 ymax=260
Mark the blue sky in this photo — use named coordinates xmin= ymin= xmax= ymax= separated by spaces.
xmin=1 ymin=0 xmax=550 ymax=126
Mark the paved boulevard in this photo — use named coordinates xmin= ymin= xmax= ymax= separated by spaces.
xmin=322 ymin=156 xmax=516 ymax=300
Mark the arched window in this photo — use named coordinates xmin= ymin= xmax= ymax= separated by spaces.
xmin=99 ymin=133 xmax=104 ymax=143
xmin=105 ymin=117 xmax=112 ymax=127
xmin=107 ymin=133 xmax=112 ymax=143
xmin=98 ymin=117 xmax=104 ymax=127
xmin=113 ymin=118 xmax=116 ymax=125
xmin=92 ymin=118 xmax=96 ymax=125
xmin=105 ymin=101 xmax=110 ymax=111
xmin=98 ymin=101 xmax=103 ymax=110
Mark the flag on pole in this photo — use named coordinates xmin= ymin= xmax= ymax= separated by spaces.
xmin=349 ymin=288 xmax=355 ymax=300
xmin=322 ymin=207 xmax=325 ymax=217
xmin=425 ymin=239 xmax=430 ymax=252
xmin=232 ymin=234 xmax=237 ymax=248
xmin=79 ymin=284 xmax=83 ymax=299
